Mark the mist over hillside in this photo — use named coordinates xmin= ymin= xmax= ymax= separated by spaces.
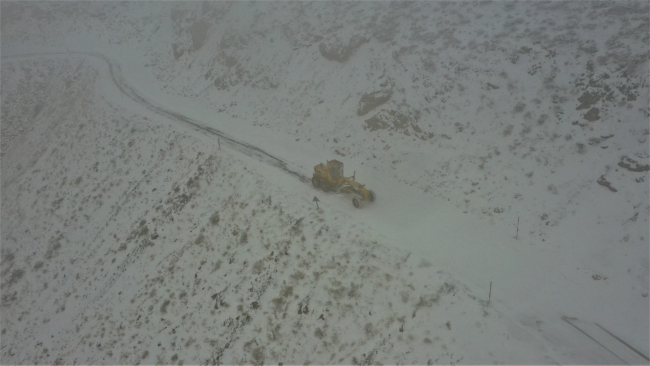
xmin=1 ymin=1 xmax=648 ymax=364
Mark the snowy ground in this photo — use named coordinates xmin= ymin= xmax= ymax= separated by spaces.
xmin=1 ymin=1 xmax=648 ymax=365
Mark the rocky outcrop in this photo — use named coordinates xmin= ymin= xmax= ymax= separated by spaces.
xmin=618 ymin=155 xmax=650 ymax=172
xmin=189 ymin=19 xmax=210 ymax=51
xmin=319 ymin=35 xmax=368 ymax=63
xmin=357 ymin=90 xmax=392 ymax=116
xmin=363 ymin=108 xmax=433 ymax=140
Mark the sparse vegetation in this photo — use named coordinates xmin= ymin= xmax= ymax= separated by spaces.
xmin=1 ymin=1 xmax=647 ymax=365
xmin=210 ymin=211 xmax=220 ymax=225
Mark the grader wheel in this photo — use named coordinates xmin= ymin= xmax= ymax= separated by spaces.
xmin=352 ymin=197 xmax=361 ymax=208
xmin=321 ymin=181 xmax=332 ymax=192
xmin=312 ymin=176 xmax=321 ymax=188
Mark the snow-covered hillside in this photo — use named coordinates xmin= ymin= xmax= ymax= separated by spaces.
xmin=1 ymin=1 xmax=648 ymax=364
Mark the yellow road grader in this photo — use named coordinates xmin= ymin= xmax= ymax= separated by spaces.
xmin=312 ymin=160 xmax=375 ymax=208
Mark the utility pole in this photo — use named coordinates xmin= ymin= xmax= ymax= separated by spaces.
xmin=489 ymin=281 xmax=492 ymax=304
xmin=516 ymin=216 xmax=519 ymax=240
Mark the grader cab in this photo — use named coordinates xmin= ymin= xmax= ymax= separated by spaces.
xmin=312 ymin=160 xmax=375 ymax=208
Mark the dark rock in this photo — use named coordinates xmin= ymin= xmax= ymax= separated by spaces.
xmin=189 ymin=19 xmax=209 ymax=51
xmin=583 ymin=107 xmax=600 ymax=121
xmin=172 ymin=43 xmax=184 ymax=61
xmin=576 ymin=91 xmax=601 ymax=110
xmin=597 ymin=175 xmax=617 ymax=192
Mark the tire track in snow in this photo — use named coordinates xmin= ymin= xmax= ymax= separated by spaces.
xmin=2 ymin=51 xmax=311 ymax=183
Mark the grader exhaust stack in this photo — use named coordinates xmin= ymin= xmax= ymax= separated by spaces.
xmin=311 ymin=160 xmax=375 ymax=208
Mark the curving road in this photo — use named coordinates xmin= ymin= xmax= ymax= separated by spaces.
xmin=3 ymin=51 xmax=311 ymax=183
